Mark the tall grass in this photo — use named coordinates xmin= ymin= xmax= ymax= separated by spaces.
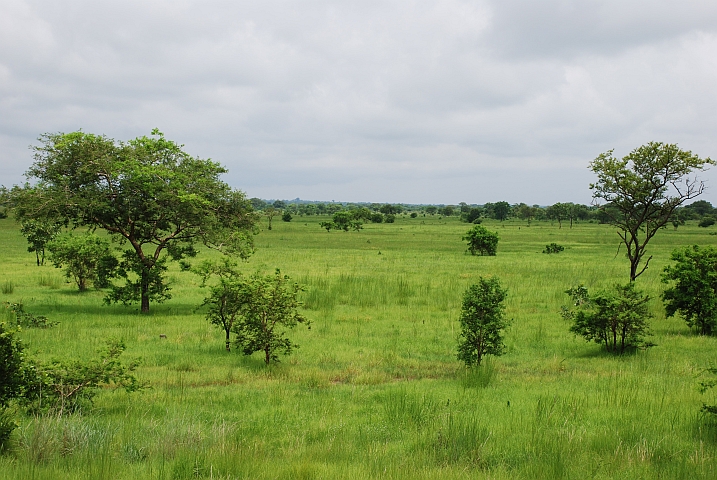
xmin=1 ymin=216 xmax=717 ymax=478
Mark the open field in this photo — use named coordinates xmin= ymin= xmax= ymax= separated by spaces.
xmin=2 ymin=214 xmax=717 ymax=479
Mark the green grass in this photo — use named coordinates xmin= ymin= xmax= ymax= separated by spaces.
xmin=2 ymin=215 xmax=717 ymax=478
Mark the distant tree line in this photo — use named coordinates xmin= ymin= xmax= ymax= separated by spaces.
xmin=246 ymin=197 xmax=717 ymax=231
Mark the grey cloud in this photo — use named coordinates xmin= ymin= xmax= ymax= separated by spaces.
xmin=1 ymin=1 xmax=716 ymax=204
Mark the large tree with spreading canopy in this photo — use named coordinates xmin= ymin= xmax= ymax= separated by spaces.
xmin=12 ymin=130 xmax=258 ymax=312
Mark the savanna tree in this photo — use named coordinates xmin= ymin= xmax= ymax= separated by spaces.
xmin=590 ymin=142 xmax=714 ymax=281
xmin=12 ymin=130 xmax=257 ymax=312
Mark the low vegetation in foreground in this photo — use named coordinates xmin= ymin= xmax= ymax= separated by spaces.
xmin=1 ymin=214 xmax=717 ymax=479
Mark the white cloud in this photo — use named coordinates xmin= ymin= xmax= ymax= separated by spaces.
xmin=1 ymin=0 xmax=716 ymax=204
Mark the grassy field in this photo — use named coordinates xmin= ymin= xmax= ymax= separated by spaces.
xmin=2 ymin=214 xmax=717 ymax=479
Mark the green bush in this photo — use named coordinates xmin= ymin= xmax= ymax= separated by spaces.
xmin=3 ymin=302 xmax=58 ymax=329
xmin=462 ymin=225 xmax=498 ymax=256
xmin=564 ymin=283 xmax=652 ymax=354
xmin=699 ymin=217 xmax=716 ymax=228
xmin=457 ymin=277 xmax=509 ymax=366
xmin=543 ymin=243 xmax=564 ymax=254
xmin=662 ymin=245 xmax=717 ymax=335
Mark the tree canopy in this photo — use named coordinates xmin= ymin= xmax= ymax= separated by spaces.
xmin=12 ymin=130 xmax=258 ymax=312
xmin=590 ymin=142 xmax=714 ymax=281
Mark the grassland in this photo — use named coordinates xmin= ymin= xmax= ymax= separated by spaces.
xmin=1 ymin=214 xmax=717 ymax=479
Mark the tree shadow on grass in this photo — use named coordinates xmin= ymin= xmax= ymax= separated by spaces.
xmin=572 ymin=345 xmax=644 ymax=359
xmin=32 ymin=301 xmax=201 ymax=318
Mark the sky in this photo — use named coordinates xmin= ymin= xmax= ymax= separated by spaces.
xmin=1 ymin=0 xmax=716 ymax=205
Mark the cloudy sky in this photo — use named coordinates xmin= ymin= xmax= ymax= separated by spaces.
xmin=1 ymin=0 xmax=716 ymax=205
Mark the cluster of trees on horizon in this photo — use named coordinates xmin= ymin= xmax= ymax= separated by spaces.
xmin=248 ymin=197 xmax=717 ymax=229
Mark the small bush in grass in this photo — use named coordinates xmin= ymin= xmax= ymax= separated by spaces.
xmin=1 ymin=281 xmax=13 ymax=295
xmin=699 ymin=217 xmax=716 ymax=228
xmin=22 ymin=339 xmax=143 ymax=416
xmin=543 ymin=243 xmax=564 ymax=254
xmin=462 ymin=225 xmax=498 ymax=256
xmin=563 ymin=282 xmax=653 ymax=354
xmin=3 ymin=302 xmax=57 ymax=329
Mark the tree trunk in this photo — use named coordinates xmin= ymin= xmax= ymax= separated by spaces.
xmin=140 ymin=268 xmax=150 ymax=313
xmin=225 ymin=330 xmax=231 ymax=352
xmin=264 ymin=346 xmax=271 ymax=364
xmin=629 ymin=258 xmax=638 ymax=282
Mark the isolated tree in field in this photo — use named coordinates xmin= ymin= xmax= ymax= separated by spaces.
xmin=233 ymin=270 xmax=309 ymax=364
xmin=457 ymin=277 xmax=509 ymax=366
xmin=47 ymin=233 xmax=118 ymax=291
xmin=565 ymin=283 xmax=652 ymax=354
xmin=12 ymin=130 xmax=257 ymax=313
xmin=196 ymin=259 xmax=246 ymax=352
xmin=463 ymin=225 xmax=498 ymax=256
xmin=19 ymin=219 xmax=62 ymax=266
xmin=590 ymin=142 xmax=714 ymax=281
xmin=265 ymin=207 xmax=278 ymax=230
xmin=282 ymin=211 xmax=292 ymax=222
xmin=662 ymin=245 xmax=717 ymax=335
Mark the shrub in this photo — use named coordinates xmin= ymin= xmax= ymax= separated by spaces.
xmin=282 ymin=212 xmax=292 ymax=222
xmin=564 ymin=283 xmax=652 ymax=354
xmin=232 ymin=270 xmax=310 ymax=364
xmin=0 ymin=322 xmax=25 ymax=408
xmin=662 ymin=245 xmax=717 ymax=335
xmin=410 ymin=212 xmax=418 ymax=218
xmin=47 ymin=233 xmax=118 ymax=291
xmin=22 ymin=339 xmax=142 ymax=415
xmin=1 ymin=281 xmax=13 ymax=295
xmin=384 ymin=214 xmax=396 ymax=223
xmin=543 ymin=243 xmax=564 ymax=254
xmin=0 ymin=322 xmax=24 ymax=448
xmin=457 ymin=277 xmax=509 ymax=366
xmin=2 ymin=302 xmax=57 ymax=329
xmin=699 ymin=217 xmax=716 ymax=228
xmin=462 ymin=225 xmax=498 ymax=256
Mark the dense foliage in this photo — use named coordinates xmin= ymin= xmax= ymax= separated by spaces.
xmin=47 ymin=233 xmax=118 ymax=291
xmin=564 ymin=283 xmax=652 ymax=353
xmin=233 ymin=270 xmax=309 ymax=364
xmin=12 ymin=130 xmax=258 ymax=312
xmin=462 ymin=225 xmax=498 ymax=256
xmin=457 ymin=277 xmax=509 ymax=366
xmin=662 ymin=245 xmax=717 ymax=335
